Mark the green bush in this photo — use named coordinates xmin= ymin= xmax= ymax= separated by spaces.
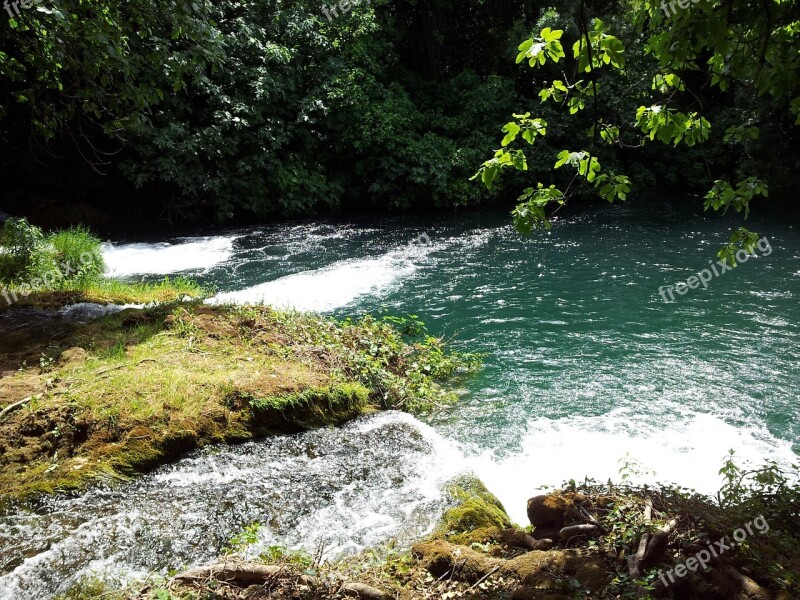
xmin=0 ymin=218 xmax=44 ymax=281
xmin=0 ymin=219 xmax=104 ymax=287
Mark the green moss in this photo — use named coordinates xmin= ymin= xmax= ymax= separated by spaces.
xmin=438 ymin=475 xmax=511 ymax=541
xmin=250 ymin=382 xmax=372 ymax=432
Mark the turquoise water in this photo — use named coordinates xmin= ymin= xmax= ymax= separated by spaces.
xmin=3 ymin=199 xmax=797 ymax=598
xmin=105 ymin=198 xmax=799 ymax=516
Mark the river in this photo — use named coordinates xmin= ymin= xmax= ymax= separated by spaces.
xmin=1 ymin=200 xmax=798 ymax=598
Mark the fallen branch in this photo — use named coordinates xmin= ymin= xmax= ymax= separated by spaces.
xmin=644 ymin=517 xmax=681 ymax=564
xmin=580 ymin=506 xmax=607 ymax=532
xmin=0 ymin=396 xmax=33 ymax=422
xmin=174 ymin=562 xmax=289 ymax=585
xmin=629 ymin=513 xmax=683 ymax=598
xmin=467 ymin=565 xmax=501 ymax=591
xmin=341 ymin=582 xmax=392 ymax=600
xmin=559 ymin=524 xmax=599 ymax=540
xmin=627 ymin=532 xmax=650 ymax=579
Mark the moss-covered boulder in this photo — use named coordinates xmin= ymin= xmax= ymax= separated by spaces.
xmin=436 ymin=475 xmax=512 ymax=544
xmin=412 ymin=539 xmax=503 ymax=583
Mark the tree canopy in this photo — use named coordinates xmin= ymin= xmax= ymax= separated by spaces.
xmin=0 ymin=0 xmax=796 ymax=226
xmin=475 ymin=0 xmax=798 ymax=259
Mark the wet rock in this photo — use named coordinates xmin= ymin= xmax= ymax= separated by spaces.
xmin=441 ymin=476 xmax=512 ymax=535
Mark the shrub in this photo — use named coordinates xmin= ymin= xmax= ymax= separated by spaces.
xmin=0 ymin=220 xmax=104 ymax=287
xmin=0 ymin=218 xmax=44 ymax=281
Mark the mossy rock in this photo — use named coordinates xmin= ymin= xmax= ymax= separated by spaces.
xmin=250 ymin=382 xmax=371 ymax=432
xmin=412 ymin=539 xmax=503 ymax=584
xmin=438 ymin=475 xmax=511 ymax=541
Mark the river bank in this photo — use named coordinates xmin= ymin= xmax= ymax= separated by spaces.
xmin=0 ymin=301 xmax=475 ymax=501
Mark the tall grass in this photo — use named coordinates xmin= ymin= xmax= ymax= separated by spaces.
xmin=46 ymin=225 xmax=105 ymax=283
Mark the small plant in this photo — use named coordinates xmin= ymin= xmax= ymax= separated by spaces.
xmin=39 ymin=344 xmax=62 ymax=372
xmin=53 ymin=577 xmax=122 ymax=600
xmin=259 ymin=544 xmax=314 ymax=569
xmin=618 ymin=452 xmax=652 ymax=482
xmin=222 ymin=522 xmax=261 ymax=555
xmin=0 ymin=219 xmax=105 ymax=288
xmin=47 ymin=225 xmax=105 ymax=283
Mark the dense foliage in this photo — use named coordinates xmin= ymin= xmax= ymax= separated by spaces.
xmin=0 ymin=0 xmax=797 ymax=223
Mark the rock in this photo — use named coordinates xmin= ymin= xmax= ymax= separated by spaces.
xmin=341 ymin=582 xmax=392 ymax=600
xmin=499 ymin=528 xmax=553 ymax=551
xmin=500 ymin=528 xmax=540 ymax=550
xmin=501 ymin=550 xmax=607 ymax=592
xmin=441 ymin=476 xmax=512 ymax=535
xmin=526 ymin=492 xmax=587 ymax=527
xmin=532 ymin=538 xmax=554 ymax=551
xmin=59 ymin=347 xmax=88 ymax=367
xmin=559 ymin=524 xmax=599 ymax=540
xmin=413 ymin=539 xmax=503 ymax=584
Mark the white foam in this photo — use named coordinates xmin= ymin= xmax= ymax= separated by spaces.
xmin=466 ymin=409 xmax=798 ymax=525
xmin=102 ymin=235 xmax=237 ymax=277
xmin=207 ymin=249 xmax=422 ymax=312
xmin=60 ymin=302 xmax=145 ymax=321
xmin=244 ymin=412 xmax=471 ymax=559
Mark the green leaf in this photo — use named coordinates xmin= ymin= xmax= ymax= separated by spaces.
xmin=501 ymin=122 xmax=521 ymax=146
